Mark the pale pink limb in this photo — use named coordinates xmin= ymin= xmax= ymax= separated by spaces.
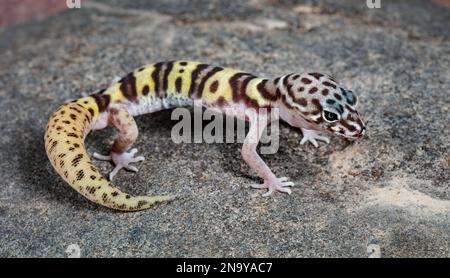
xmin=241 ymin=114 xmax=294 ymax=196
xmin=300 ymin=128 xmax=330 ymax=148
xmin=93 ymin=107 xmax=145 ymax=180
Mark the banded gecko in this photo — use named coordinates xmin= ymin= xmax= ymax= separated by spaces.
xmin=44 ymin=61 xmax=365 ymax=211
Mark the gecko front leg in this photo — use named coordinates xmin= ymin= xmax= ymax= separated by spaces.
xmin=299 ymin=128 xmax=330 ymax=148
xmin=93 ymin=107 xmax=145 ymax=180
xmin=241 ymin=114 xmax=294 ymax=196
xmin=279 ymin=109 xmax=329 ymax=148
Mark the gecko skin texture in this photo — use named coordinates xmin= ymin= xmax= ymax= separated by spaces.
xmin=44 ymin=61 xmax=366 ymax=211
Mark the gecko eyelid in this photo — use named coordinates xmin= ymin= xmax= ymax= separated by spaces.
xmin=323 ymin=110 xmax=340 ymax=122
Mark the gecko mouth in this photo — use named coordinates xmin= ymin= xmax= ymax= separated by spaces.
xmin=335 ymin=130 xmax=364 ymax=140
xmin=347 ymin=129 xmax=365 ymax=140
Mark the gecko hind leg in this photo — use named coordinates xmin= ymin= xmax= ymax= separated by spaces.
xmin=93 ymin=148 xmax=145 ymax=181
xmin=93 ymin=107 xmax=145 ymax=181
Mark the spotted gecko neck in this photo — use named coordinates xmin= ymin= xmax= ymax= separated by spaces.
xmin=260 ymin=74 xmax=320 ymax=129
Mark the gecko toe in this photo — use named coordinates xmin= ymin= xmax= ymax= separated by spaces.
xmin=300 ymin=129 xmax=330 ymax=147
xmin=125 ymin=165 xmax=139 ymax=172
xmin=279 ymin=188 xmax=292 ymax=195
xmin=251 ymin=184 xmax=267 ymax=189
xmin=251 ymin=176 xmax=294 ymax=196
xmin=281 ymin=181 xmax=295 ymax=187
xmin=109 ymin=165 xmax=122 ymax=181
xmin=262 ymin=189 xmax=274 ymax=197
xmin=133 ymin=156 xmax=145 ymax=162
xmin=93 ymin=152 xmax=111 ymax=161
xmin=99 ymin=148 xmax=146 ymax=179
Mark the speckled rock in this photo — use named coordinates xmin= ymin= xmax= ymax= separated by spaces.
xmin=0 ymin=0 xmax=448 ymax=257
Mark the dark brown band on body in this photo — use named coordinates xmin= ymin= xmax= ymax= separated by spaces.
xmin=91 ymin=90 xmax=111 ymax=112
xmin=119 ymin=73 xmax=138 ymax=102
xmin=229 ymin=72 xmax=259 ymax=109
xmin=257 ymin=79 xmax=279 ymax=101
xmin=188 ymin=64 xmax=209 ymax=98
xmin=151 ymin=62 xmax=164 ymax=98
xmin=197 ymin=66 xmax=223 ymax=98
xmin=161 ymin=61 xmax=174 ymax=96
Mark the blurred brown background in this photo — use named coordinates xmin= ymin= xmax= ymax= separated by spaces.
xmin=1 ymin=0 xmax=449 ymax=258
xmin=0 ymin=0 xmax=75 ymax=27
xmin=0 ymin=0 xmax=448 ymax=27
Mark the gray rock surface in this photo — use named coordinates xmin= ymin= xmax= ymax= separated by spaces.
xmin=0 ymin=0 xmax=449 ymax=257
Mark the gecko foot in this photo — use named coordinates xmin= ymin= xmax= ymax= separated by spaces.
xmin=300 ymin=129 xmax=330 ymax=148
xmin=251 ymin=176 xmax=294 ymax=197
xmin=93 ymin=148 xmax=145 ymax=181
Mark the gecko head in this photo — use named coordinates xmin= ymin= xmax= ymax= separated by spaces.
xmin=283 ymin=73 xmax=365 ymax=140
xmin=318 ymin=86 xmax=366 ymax=140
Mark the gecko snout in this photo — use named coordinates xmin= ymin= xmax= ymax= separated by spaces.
xmin=353 ymin=125 xmax=366 ymax=139
xmin=359 ymin=125 xmax=366 ymax=136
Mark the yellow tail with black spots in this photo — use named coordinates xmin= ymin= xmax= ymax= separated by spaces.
xmin=44 ymin=100 xmax=173 ymax=211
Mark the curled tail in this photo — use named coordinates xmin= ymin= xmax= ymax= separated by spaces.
xmin=44 ymin=100 xmax=173 ymax=211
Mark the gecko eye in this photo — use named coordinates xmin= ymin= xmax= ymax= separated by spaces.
xmin=323 ymin=110 xmax=339 ymax=122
